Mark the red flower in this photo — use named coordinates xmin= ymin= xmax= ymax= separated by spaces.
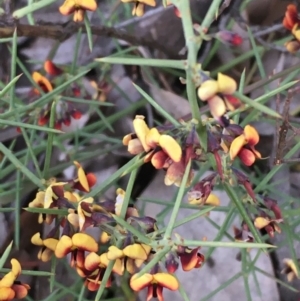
xmin=229 ymin=125 xmax=261 ymax=166
xmin=283 ymin=4 xmax=300 ymax=30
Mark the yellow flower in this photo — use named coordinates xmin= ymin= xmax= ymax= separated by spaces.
xmin=281 ymin=258 xmax=300 ymax=282
xmin=59 ymin=0 xmax=97 ymax=22
xmin=229 ymin=125 xmax=261 ymax=166
xmin=130 ymin=272 xmax=179 ymax=301
xmin=197 ymin=73 xmax=239 ymax=119
xmin=121 ymin=0 xmax=156 ymax=16
xmin=31 ymin=232 xmax=59 ymax=262
xmin=123 ymin=115 xmax=182 ymax=168
xmin=0 ymin=259 xmax=30 ymax=300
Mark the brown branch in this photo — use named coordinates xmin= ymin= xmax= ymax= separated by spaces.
xmin=0 ymin=21 xmax=182 ymax=59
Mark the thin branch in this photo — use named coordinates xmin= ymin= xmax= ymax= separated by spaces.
xmin=0 ymin=21 xmax=182 ymax=59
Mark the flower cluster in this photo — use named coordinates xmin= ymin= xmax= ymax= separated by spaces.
xmin=0 ymin=259 xmax=30 ymax=300
xmin=123 ymin=115 xmax=197 ymax=187
xmin=26 ymin=160 xmax=206 ymax=300
xmin=283 ymin=4 xmax=300 ymax=53
xmin=27 ymin=61 xmax=92 ymax=130
xmin=123 ymin=114 xmax=263 ymax=190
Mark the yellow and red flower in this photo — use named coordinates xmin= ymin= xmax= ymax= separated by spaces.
xmin=72 ymin=161 xmax=97 ymax=192
xmin=55 ymin=233 xmax=98 ymax=269
xmin=197 ymin=73 xmax=240 ymax=120
xmin=283 ymin=4 xmax=300 ymax=31
xmin=177 ymin=246 xmax=205 ymax=271
xmin=130 ymin=272 xmax=179 ymax=301
xmin=281 ymin=258 xmax=300 ymax=282
xmin=188 ymin=173 xmax=218 ymax=205
xmin=216 ymin=30 xmax=243 ymax=46
xmin=83 ymin=251 xmax=124 ymax=291
xmin=229 ymin=125 xmax=261 ymax=166
xmin=0 ymin=259 xmax=30 ymax=300
xmin=28 ymin=179 xmax=67 ymax=224
xmin=31 ymin=232 xmax=58 ymax=262
xmin=32 ymin=71 xmax=53 ymax=94
xmin=59 ymin=0 xmax=97 ymax=22
xmin=164 ymin=145 xmax=195 ymax=187
xmin=106 ymin=243 xmax=152 ymax=273
xmin=123 ymin=115 xmax=182 ymax=178
xmin=121 ymin=0 xmax=156 ymax=17
xmin=67 ymin=198 xmax=114 ymax=231
xmin=254 ymin=214 xmax=282 ymax=238
xmin=283 ymin=4 xmax=300 ymax=53
xmin=44 ymin=60 xmax=63 ymax=76
xmin=233 ymin=222 xmax=253 ymax=243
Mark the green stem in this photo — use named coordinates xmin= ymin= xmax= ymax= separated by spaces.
xmin=13 ymin=0 xmax=57 ymax=18
xmin=43 ymin=100 xmax=57 ymax=179
xmin=181 ymin=240 xmax=274 ymax=249
xmin=223 ymin=183 xmax=264 ymax=247
xmin=95 ymin=241 xmax=123 ymax=301
xmin=136 ymin=246 xmax=171 ymax=277
xmin=119 ymin=166 xmax=138 ymax=219
xmin=164 ymin=159 xmax=191 ymax=239
xmin=9 ymin=30 xmax=17 ymax=111
xmin=0 ymin=142 xmax=44 ymax=188
xmin=172 ymin=0 xmax=207 ymax=148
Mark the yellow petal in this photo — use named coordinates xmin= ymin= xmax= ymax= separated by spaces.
xmin=208 ymin=95 xmax=226 ymax=119
xmin=0 ymin=288 xmax=15 ymax=300
xmin=85 ymin=252 xmax=101 ymax=271
xmin=68 ymin=213 xmax=79 ymax=228
xmin=285 ymin=40 xmax=300 ymax=53
xmin=244 ymin=125 xmax=259 ymax=146
xmin=39 ymin=248 xmax=53 ymax=262
xmin=44 ymin=186 xmax=54 ymax=209
xmin=133 ymin=115 xmax=151 ymax=152
xmin=29 ymin=191 xmax=45 ymax=208
xmin=123 ymin=133 xmax=133 ymax=146
xmin=127 ymin=139 xmax=145 ymax=155
xmin=146 ymin=128 xmax=161 ymax=148
xmin=78 ymin=166 xmax=89 ymax=192
xmin=123 ymin=244 xmax=148 ymax=260
xmin=32 ymin=71 xmax=53 ymax=92
xmin=0 ymin=271 xmax=16 ymax=288
xmin=59 ymin=0 xmax=76 ymax=15
xmin=205 ymin=194 xmax=220 ymax=206
xmin=159 ymin=135 xmax=182 ymax=162
xmin=140 ymin=0 xmax=156 ymax=6
xmin=292 ymin=25 xmax=300 ymax=41
xmin=229 ymin=134 xmax=246 ymax=160
xmin=217 ymin=73 xmax=237 ymax=94
xmin=112 ymin=258 xmax=124 ymax=276
xmin=43 ymin=238 xmax=59 ymax=251
xmin=10 ymin=259 xmax=21 ymax=277
xmin=100 ymin=232 xmax=111 ymax=244
xmin=126 ymin=258 xmax=136 ymax=274
xmin=254 ymin=217 xmax=270 ymax=229
xmin=153 ymin=273 xmax=179 ymax=290
xmin=130 ymin=273 xmax=153 ymax=291
xmin=283 ymin=258 xmax=299 ymax=282
xmin=73 ymin=9 xmax=84 ymax=22
xmin=64 ymin=191 xmax=80 ymax=202
xmin=72 ymin=233 xmax=98 ymax=252
xmin=55 ymin=235 xmax=73 ymax=258
xmin=77 ymin=0 xmax=97 ymax=11
xmin=107 ymin=246 xmax=124 ymax=260
xmin=31 ymin=233 xmax=44 ymax=246
xmin=132 ymin=3 xmax=144 ymax=16
xmin=197 ymin=80 xmax=219 ymax=101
